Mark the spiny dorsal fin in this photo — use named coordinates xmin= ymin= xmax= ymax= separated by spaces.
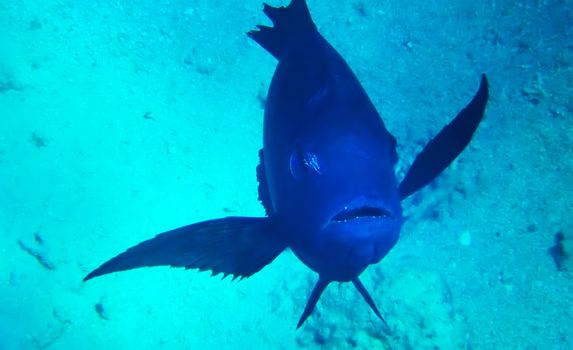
xmin=247 ymin=0 xmax=316 ymax=59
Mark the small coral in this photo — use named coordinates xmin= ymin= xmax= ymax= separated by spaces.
xmin=549 ymin=231 xmax=570 ymax=271
xmin=559 ymin=230 xmax=571 ymax=270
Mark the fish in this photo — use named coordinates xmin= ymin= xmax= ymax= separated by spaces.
xmin=84 ymin=0 xmax=489 ymax=329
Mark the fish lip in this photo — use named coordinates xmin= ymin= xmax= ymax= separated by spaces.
xmin=329 ymin=198 xmax=394 ymax=224
xmin=330 ymin=206 xmax=392 ymax=223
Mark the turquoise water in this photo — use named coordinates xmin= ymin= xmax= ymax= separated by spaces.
xmin=1 ymin=0 xmax=572 ymax=349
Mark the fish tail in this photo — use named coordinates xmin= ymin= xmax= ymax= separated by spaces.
xmin=248 ymin=0 xmax=316 ymax=59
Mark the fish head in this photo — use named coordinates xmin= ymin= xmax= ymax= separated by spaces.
xmin=284 ymin=117 xmax=403 ymax=281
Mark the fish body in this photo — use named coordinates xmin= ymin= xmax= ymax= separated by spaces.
xmin=85 ymin=0 xmax=488 ymax=328
xmin=258 ymin=3 xmax=402 ymax=282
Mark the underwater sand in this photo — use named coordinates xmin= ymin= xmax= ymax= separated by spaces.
xmin=1 ymin=0 xmax=572 ymax=349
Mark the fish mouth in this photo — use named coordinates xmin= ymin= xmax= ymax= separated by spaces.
xmin=331 ymin=206 xmax=392 ymax=223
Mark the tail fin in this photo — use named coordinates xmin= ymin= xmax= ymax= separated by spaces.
xmin=84 ymin=217 xmax=286 ymax=281
xmin=248 ymin=0 xmax=316 ymax=59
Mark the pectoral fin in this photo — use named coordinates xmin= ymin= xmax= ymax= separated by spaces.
xmin=84 ymin=217 xmax=286 ymax=281
xmin=399 ymin=74 xmax=489 ymax=200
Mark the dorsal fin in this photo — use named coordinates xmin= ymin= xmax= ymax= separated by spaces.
xmin=256 ymin=149 xmax=274 ymax=216
xmin=247 ymin=0 xmax=317 ymax=59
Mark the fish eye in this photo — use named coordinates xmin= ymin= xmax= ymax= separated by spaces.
xmin=290 ymin=144 xmax=321 ymax=180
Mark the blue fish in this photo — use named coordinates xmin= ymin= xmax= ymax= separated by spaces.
xmin=85 ymin=0 xmax=488 ymax=328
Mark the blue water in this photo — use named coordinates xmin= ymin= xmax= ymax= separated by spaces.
xmin=1 ymin=0 xmax=571 ymax=349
